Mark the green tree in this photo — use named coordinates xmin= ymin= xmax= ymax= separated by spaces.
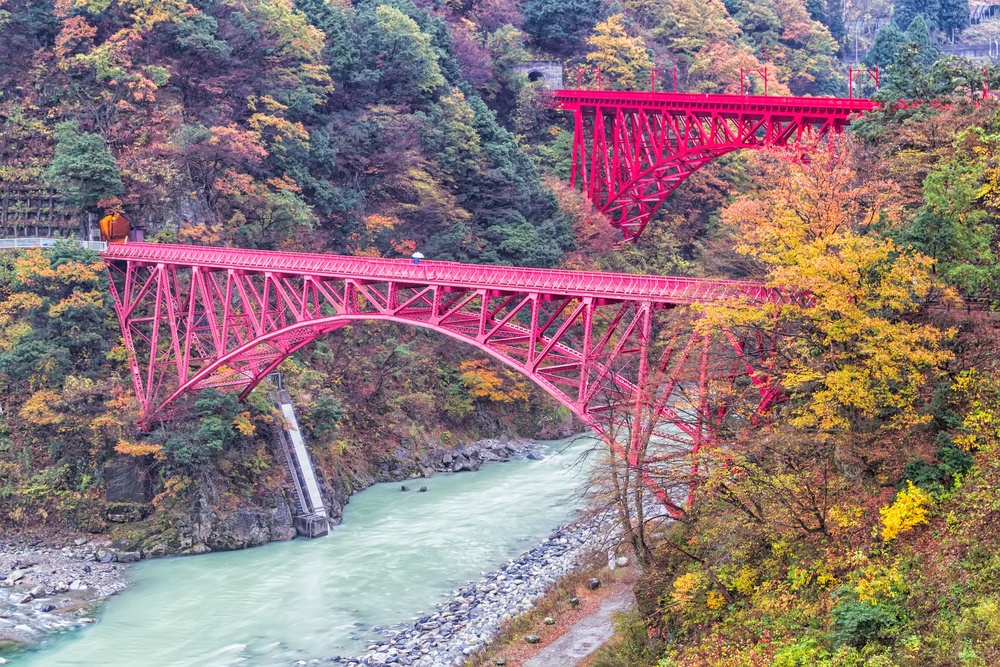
xmin=893 ymin=0 xmax=940 ymax=30
xmin=370 ymin=5 xmax=444 ymax=96
xmin=905 ymin=14 xmax=942 ymax=67
xmin=895 ymin=126 xmax=1000 ymax=295
xmin=938 ymin=0 xmax=970 ymax=36
xmin=45 ymin=121 xmax=122 ymax=213
xmin=523 ymin=0 xmax=603 ymax=53
xmin=318 ymin=1 xmax=445 ymax=106
xmin=864 ymin=22 xmax=906 ymax=68
xmin=823 ymin=0 xmax=847 ymax=44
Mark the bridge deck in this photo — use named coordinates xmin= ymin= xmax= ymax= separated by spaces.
xmin=100 ymin=243 xmax=782 ymax=306
xmin=552 ymin=90 xmax=879 ymax=117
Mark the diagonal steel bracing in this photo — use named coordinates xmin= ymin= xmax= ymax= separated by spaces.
xmin=102 ymin=243 xmax=791 ymax=515
xmin=553 ymin=90 xmax=879 ymax=242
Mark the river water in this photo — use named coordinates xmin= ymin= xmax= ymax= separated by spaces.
xmin=13 ymin=438 xmax=594 ymax=667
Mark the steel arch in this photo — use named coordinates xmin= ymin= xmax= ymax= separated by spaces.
xmin=102 ymin=243 xmax=791 ymax=514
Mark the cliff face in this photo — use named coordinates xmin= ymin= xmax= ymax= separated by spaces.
xmin=120 ymin=436 xmax=548 ymax=557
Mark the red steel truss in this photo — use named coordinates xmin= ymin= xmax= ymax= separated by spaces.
xmin=553 ymin=90 xmax=879 ymax=242
xmin=103 ymin=243 xmax=790 ymax=513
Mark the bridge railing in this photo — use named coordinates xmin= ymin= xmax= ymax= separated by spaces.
xmin=0 ymin=237 xmax=107 ymax=251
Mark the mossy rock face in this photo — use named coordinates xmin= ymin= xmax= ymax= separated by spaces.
xmin=77 ymin=515 xmax=109 ymax=534
xmin=104 ymin=501 xmax=153 ymax=524
xmin=64 ymin=498 xmax=110 ymax=533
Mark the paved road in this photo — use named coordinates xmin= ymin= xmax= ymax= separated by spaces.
xmin=523 ymin=587 xmax=634 ymax=667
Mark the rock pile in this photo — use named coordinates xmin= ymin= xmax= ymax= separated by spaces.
xmin=427 ymin=437 xmax=537 ymax=474
xmin=0 ymin=537 xmax=131 ymax=648
xmin=331 ymin=516 xmax=608 ymax=667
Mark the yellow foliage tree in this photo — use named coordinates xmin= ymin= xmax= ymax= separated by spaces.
xmin=881 ymin=481 xmax=931 ymax=541
xmin=19 ymin=390 xmax=64 ymax=426
xmin=671 ymin=570 xmax=707 ymax=609
xmin=698 ymin=147 xmax=954 ymax=432
xmin=458 ymin=359 xmax=530 ymax=403
xmin=114 ymin=439 xmax=166 ymax=460
xmin=950 ymin=368 xmax=1000 ymax=453
xmin=233 ymin=411 xmax=256 ymax=436
xmin=584 ymin=14 xmax=654 ymax=91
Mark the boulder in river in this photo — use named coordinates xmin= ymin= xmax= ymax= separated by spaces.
xmin=419 ymin=486 xmax=428 ymax=492
xmin=401 ymin=485 xmax=409 ymax=492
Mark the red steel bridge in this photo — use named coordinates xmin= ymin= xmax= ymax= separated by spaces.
xmin=552 ymin=90 xmax=878 ymax=242
xmin=96 ymin=88 xmax=881 ymax=511
xmin=102 ymin=242 xmax=791 ymax=511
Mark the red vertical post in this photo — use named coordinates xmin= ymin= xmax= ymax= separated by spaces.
xmin=849 ymin=66 xmax=853 ymax=99
xmin=570 ymin=109 xmax=583 ymax=186
xmin=763 ymin=67 xmax=768 ymax=95
xmin=577 ymin=66 xmax=583 ymax=89
xmin=672 ymin=66 xmax=678 ymax=93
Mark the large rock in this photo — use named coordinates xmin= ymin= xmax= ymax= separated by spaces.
xmin=104 ymin=457 xmax=151 ymax=502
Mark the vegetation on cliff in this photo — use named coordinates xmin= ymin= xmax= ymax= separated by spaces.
xmin=4 ymin=1 xmax=1000 ymax=665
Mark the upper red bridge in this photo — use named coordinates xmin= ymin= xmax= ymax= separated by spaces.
xmin=102 ymin=242 xmax=789 ymax=511
xmin=552 ymin=90 xmax=879 ymax=242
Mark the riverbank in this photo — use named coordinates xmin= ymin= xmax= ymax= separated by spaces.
xmin=335 ymin=510 xmax=615 ymax=667
xmin=0 ymin=533 xmax=132 ymax=651
xmin=0 ymin=436 xmax=560 ymax=656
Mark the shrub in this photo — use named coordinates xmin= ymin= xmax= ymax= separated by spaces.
xmin=881 ymin=481 xmax=931 ymax=541
xmin=831 ymin=597 xmax=906 ymax=647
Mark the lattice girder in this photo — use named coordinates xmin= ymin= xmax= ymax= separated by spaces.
xmin=553 ymin=90 xmax=878 ymax=241
xmin=103 ymin=243 xmax=790 ymax=514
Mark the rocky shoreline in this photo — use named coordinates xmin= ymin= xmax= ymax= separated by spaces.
xmin=329 ymin=513 xmax=611 ymax=667
xmin=0 ymin=436 xmax=559 ymax=656
xmin=0 ymin=536 xmax=132 ymax=653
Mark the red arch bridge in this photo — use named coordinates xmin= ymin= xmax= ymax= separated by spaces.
xmin=102 ymin=243 xmax=793 ymax=514
xmin=552 ymin=90 xmax=878 ymax=242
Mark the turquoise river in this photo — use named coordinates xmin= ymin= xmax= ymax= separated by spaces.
xmin=10 ymin=437 xmax=595 ymax=667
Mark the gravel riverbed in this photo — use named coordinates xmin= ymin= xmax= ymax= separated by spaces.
xmin=0 ymin=536 xmax=132 ymax=652
xmin=326 ymin=513 xmax=611 ymax=667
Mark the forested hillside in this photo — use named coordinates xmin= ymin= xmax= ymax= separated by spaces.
xmin=5 ymin=0 xmax=1000 ymax=664
xmin=0 ymin=0 xmax=850 ymax=533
